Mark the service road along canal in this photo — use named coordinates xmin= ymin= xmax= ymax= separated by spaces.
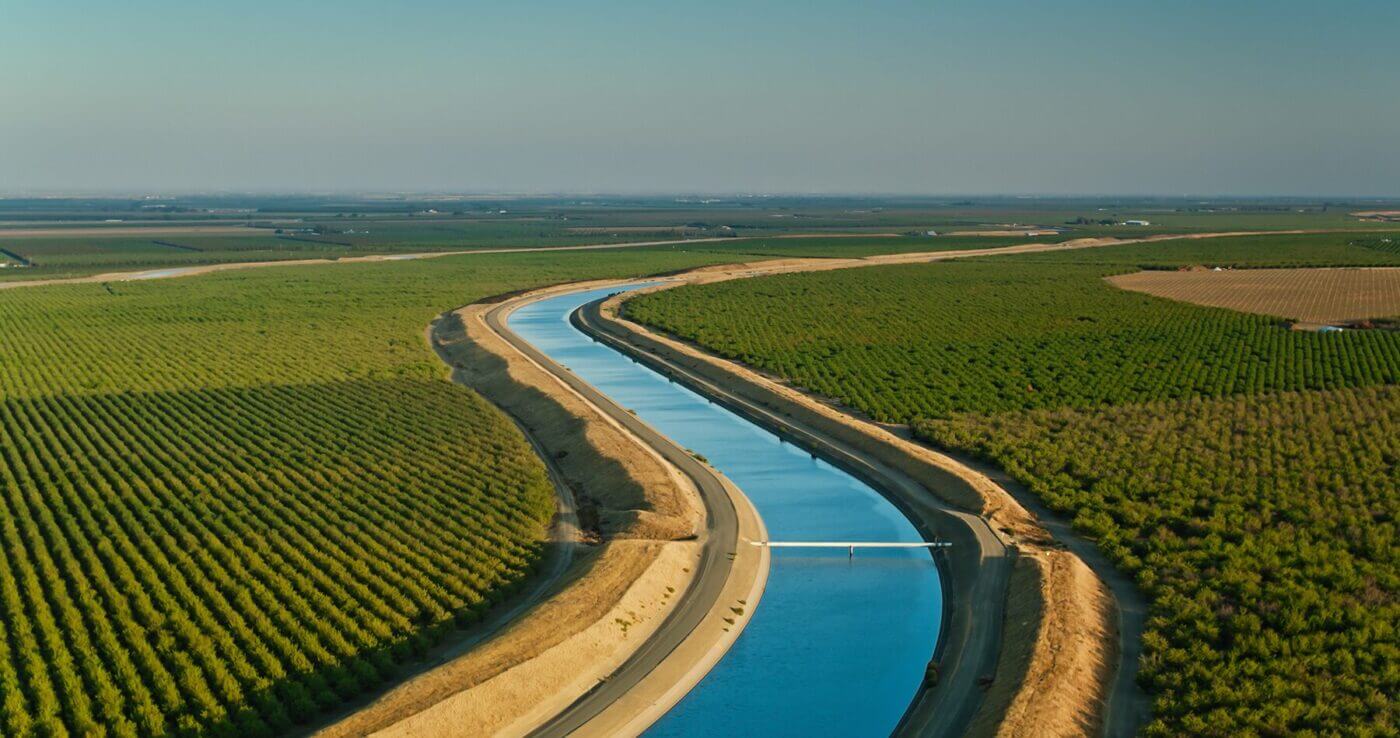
xmin=509 ymin=284 xmax=943 ymax=737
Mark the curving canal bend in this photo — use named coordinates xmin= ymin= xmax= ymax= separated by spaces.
xmin=509 ymin=284 xmax=942 ymax=736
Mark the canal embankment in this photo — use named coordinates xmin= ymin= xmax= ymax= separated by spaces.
xmin=316 ymin=278 xmax=767 ymax=738
xmin=589 ymin=284 xmax=1118 ymax=737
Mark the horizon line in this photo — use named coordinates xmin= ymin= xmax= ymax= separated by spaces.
xmin=2 ymin=191 xmax=1399 ymax=202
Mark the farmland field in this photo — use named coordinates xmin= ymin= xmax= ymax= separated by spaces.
xmin=922 ymin=386 xmax=1398 ymax=735
xmin=0 ymin=247 xmax=731 ymax=736
xmin=4 ymin=196 xmax=1393 ymax=284
xmin=1358 ymin=236 xmax=1400 ymax=256
xmin=1012 ymin=232 xmax=1400 ymax=269
xmin=625 ymin=232 xmax=1400 ymax=736
xmin=0 ymin=237 xmax=333 ymax=279
xmin=629 ymin=235 xmax=1400 ymax=420
xmin=0 ymin=229 xmax=1035 ymax=283
xmin=0 ymin=215 xmax=717 ymax=282
xmin=1 ymin=201 xmax=1397 ymax=736
xmin=1108 ymin=267 xmax=1400 ymax=325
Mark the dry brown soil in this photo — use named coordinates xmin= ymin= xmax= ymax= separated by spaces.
xmin=316 ymin=287 xmax=705 ymax=737
xmin=1108 ymin=267 xmax=1400 ymax=325
xmin=971 ymin=553 xmax=1116 ymax=738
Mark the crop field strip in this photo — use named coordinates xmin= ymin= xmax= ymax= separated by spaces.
xmin=0 ymin=233 xmax=961 ymax=283
xmin=0 ymin=247 xmax=733 ymax=737
xmin=626 ymin=231 xmax=1400 ymax=736
xmin=921 ymin=386 xmax=1398 ymax=735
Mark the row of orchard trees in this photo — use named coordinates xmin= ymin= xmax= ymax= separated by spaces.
xmin=627 ymin=260 xmax=1400 ymax=422
xmin=921 ymin=386 xmax=1397 ymax=736
xmin=0 ymin=268 xmax=569 ymax=736
xmin=0 ymin=379 xmax=554 ymax=737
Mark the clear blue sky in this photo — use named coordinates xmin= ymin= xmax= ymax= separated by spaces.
xmin=2 ymin=0 xmax=1396 ymax=195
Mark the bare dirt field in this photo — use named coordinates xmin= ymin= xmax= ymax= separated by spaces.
xmin=1108 ymin=267 xmax=1400 ymax=325
xmin=1352 ymin=211 xmax=1400 ymax=222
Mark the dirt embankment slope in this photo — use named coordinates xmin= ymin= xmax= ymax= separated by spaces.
xmin=449 ymin=299 xmax=700 ymax=541
xmin=973 ymin=553 xmax=1116 ymax=738
xmin=318 ymin=283 xmax=705 ymax=737
xmin=321 ymin=278 xmax=767 ymax=738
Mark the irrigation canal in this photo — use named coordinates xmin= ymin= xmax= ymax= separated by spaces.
xmin=509 ymin=284 xmax=943 ymax=736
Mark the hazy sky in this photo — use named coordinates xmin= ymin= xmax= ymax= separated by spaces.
xmin=3 ymin=0 xmax=1397 ymax=196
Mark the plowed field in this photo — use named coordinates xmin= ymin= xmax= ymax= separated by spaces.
xmin=1107 ymin=267 xmax=1400 ymax=325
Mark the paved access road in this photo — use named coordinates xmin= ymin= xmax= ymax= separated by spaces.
xmin=478 ymin=291 xmax=742 ymax=738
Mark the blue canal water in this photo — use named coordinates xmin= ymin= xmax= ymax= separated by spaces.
xmin=509 ymin=284 xmax=942 ymax=737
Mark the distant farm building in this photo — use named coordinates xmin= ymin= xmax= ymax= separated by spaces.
xmin=1122 ymin=219 xmax=1151 ymax=226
